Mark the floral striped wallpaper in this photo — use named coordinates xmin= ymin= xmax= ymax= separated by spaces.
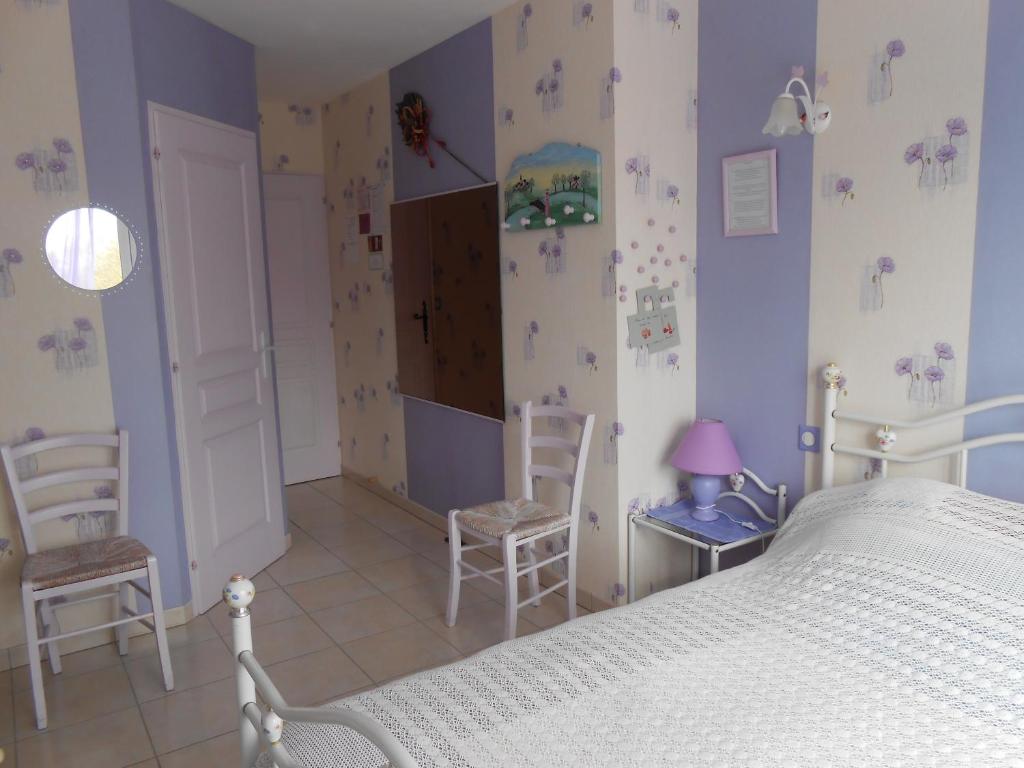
xmin=0 ymin=1 xmax=117 ymax=652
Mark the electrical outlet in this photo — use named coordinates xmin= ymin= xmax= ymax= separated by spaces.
xmin=798 ymin=425 xmax=820 ymax=453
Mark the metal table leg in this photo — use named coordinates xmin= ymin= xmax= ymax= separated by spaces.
xmin=691 ymin=544 xmax=700 ymax=581
xmin=709 ymin=546 xmax=720 ymax=574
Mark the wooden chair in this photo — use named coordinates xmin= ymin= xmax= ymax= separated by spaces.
xmin=0 ymin=430 xmax=174 ymax=730
xmin=446 ymin=401 xmax=595 ymax=641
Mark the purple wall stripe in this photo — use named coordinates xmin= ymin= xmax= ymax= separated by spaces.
xmin=388 ymin=19 xmax=504 ymax=513
xmin=964 ymin=0 xmax=1024 ymax=502
xmin=696 ymin=0 xmax=817 ymax=506
xmin=389 ymin=19 xmax=496 ymax=202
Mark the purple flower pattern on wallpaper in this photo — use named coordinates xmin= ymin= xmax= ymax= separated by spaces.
xmin=587 ymin=507 xmax=600 ymax=531
xmin=894 ymin=343 xmax=955 ymax=405
xmin=1 ymin=247 xmax=22 ymax=298
xmin=288 ymin=104 xmax=316 ymax=126
xmin=666 ymin=6 xmax=681 ymax=31
xmin=835 ymin=176 xmax=854 ymax=205
xmin=15 ymin=139 xmax=79 ymax=194
xmin=666 ymin=351 xmax=680 ymax=371
xmin=602 ymin=67 xmax=622 ymax=119
xmin=904 ymin=142 xmax=926 ymax=186
xmin=935 ymin=143 xmax=958 ymax=189
xmin=882 ymin=39 xmax=905 ymax=97
xmin=584 ymin=350 xmax=597 ymax=372
xmin=894 ymin=356 xmax=915 ymax=398
xmin=625 ymin=156 xmax=650 ymax=195
xmin=578 ymin=2 xmax=594 ymax=27
xmin=517 ymin=3 xmax=532 ymax=51
xmin=873 ymin=256 xmax=895 ymax=308
xmin=0 ymin=538 xmax=13 ymax=559
xmin=665 ymin=183 xmax=680 ymax=205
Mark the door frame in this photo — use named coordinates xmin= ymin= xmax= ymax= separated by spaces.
xmin=147 ymin=101 xmax=285 ymax=610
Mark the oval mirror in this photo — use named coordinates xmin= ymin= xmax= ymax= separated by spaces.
xmin=44 ymin=206 xmax=140 ymax=291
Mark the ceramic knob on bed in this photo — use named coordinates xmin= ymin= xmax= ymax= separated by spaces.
xmin=223 ymin=574 xmax=255 ymax=613
xmin=822 ymin=362 xmax=843 ymax=389
xmin=262 ymin=710 xmax=284 ymax=744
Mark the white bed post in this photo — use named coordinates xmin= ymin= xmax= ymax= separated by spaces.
xmin=821 ymin=363 xmax=842 ymax=489
xmin=224 ymin=575 xmax=260 ymax=768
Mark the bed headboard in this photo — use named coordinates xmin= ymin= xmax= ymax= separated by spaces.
xmin=820 ymin=362 xmax=1024 ymax=490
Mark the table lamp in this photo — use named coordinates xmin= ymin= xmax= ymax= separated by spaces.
xmin=671 ymin=418 xmax=742 ymax=522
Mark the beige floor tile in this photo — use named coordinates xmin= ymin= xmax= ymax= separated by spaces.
xmin=14 ymin=664 xmax=136 ymax=738
xmin=16 ymin=707 xmax=153 ymax=768
xmin=357 ymin=502 xmax=430 ymax=535
xmin=250 ymin=615 xmax=333 ymax=666
xmin=11 ymin=642 xmax=122 ymax=693
xmin=262 ymin=646 xmax=371 ymax=706
xmin=309 ymin=594 xmax=417 ymax=645
xmin=288 ymin=503 xmax=363 ymax=532
xmin=125 ymin=635 xmax=231 ymax=703
xmin=266 ymin=544 xmax=349 ymax=587
xmin=157 ymin=730 xmax=239 ymax=768
xmin=386 ymin=576 xmax=491 ymax=620
xmin=139 ymin=677 xmax=237 ymax=755
xmin=207 ymin=588 xmax=303 ymax=636
xmin=516 ymin=593 xmax=590 ymax=629
xmin=389 ymin=523 xmax=450 ymax=553
xmin=127 ymin=761 xmax=157 ymax=768
xmin=297 ymin=518 xmax=387 ymax=549
xmin=0 ymin=651 xmax=10 ymax=673
xmin=423 ymin=600 xmax=540 ymax=655
xmin=282 ymin=571 xmax=380 ymax=613
xmin=327 ymin=532 xmax=414 ymax=569
xmin=285 ymin=483 xmax=338 ymax=514
xmin=125 ymin=614 xmax=219 ymax=659
xmin=356 ymin=555 xmax=447 ymax=593
xmin=0 ymin=672 xmax=12 ymax=745
xmin=342 ymin=623 xmax=460 ymax=683
xmin=250 ymin=570 xmax=277 ymax=591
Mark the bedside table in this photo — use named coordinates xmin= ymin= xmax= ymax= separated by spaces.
xmin=626 ymin=468 xmax=786 ymax=602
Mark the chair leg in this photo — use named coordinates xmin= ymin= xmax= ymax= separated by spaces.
xmin=503 ymin=534 xmax=518 ymax=642
xmin=567 ymin=534 xmax=578 ymax=621
xmin=147 ymin=557 xmax=174 ymax=692
xmin=526 ymin=543 xmax=541 ymax=608
xmin=22 ymin=584 xmax=47 ymax=730
xmin=445 ymin=512 xmax=462 ymax=628
xmin=38 ymin=599 xmax=61 ymax=675
xmin=116 ymin=582 xmax=131 ymax=656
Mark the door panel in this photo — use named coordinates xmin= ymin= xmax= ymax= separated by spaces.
xmin=390 ymin=197 xmax=436 ymax=402
xmin=263 ymin=174 xmax=340 ymax=484
xmin=150 ymin=104 xmax=286 ymax=613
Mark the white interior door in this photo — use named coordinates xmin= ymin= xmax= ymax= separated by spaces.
xmin=263 ymin=173 xmax=340 ymax=484
xmin=150 ymin=103 xmax=286 ymax=613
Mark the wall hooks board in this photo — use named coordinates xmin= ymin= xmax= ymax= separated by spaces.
xmin=626 ymin=286 xmax=680 ymax=353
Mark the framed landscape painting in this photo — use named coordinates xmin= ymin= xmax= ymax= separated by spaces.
xmin=502 ymin=142 xmax=601 ymax=232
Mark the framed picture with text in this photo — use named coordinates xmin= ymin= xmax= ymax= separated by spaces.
xmin=722 ymin=149 xmax=778 ymax=237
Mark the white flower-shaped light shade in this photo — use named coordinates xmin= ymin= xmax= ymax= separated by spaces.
xmin=762 ymin=94 xmax=804 ymax=137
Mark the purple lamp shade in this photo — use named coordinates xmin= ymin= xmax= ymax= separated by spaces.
xmin=671 ymin=418 xmax=742 ymax=475
xmin=671 ymin=419 xmax=742 ymax=522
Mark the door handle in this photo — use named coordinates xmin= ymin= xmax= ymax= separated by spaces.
xmin=259 ymin=330 xmax=278 ymax=378
xmin=412 ymin=300 xmax=429 ymax=345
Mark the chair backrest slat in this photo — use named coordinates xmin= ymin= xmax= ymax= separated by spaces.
xmin=528 ymin=435 xmax=579 ymax=457
xmin=528 ymin=464 xmax=574 ymax=487
xmin=0 ymin=430 xmax=128 ymax=554
xmin=30 ymin=498 xmax=120 ymax=526
xmin=20 ymin=467 xmax=119 ymax=495
xmin=518 ymin=401 xmax=596 ymax=530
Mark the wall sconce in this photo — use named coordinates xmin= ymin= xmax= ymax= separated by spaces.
xmin=762 ymin=66 xmax=832 ymax=137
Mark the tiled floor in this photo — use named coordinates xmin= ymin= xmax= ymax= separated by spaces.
xmin=0 ymin=475 xmax=587 ymax=767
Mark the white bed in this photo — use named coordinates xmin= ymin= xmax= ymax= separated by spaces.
xmin=227 ymin=363 xmax=1024 ymax=767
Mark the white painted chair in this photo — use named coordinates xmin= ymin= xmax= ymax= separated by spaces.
xmin=0 ymin=430 xmax=174 ymax=730
xmin=446 ymin=401 xmax=595 ymax=641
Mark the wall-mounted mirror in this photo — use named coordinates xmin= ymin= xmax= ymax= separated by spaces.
xmin=44 ymin=206 xmax=139 ymax=291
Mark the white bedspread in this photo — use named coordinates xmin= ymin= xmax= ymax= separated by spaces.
xmin=277 ymin=478 xmax=1024 ymax=767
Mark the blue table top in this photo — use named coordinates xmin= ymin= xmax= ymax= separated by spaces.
xmin=643 ymin=497 xmax=776 ymax=546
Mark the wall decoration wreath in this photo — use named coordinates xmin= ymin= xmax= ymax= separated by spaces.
xmin=394 ymin=91 xmax=487 ymax=182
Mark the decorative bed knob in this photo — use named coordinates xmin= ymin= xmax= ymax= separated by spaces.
xmin=262 ymin=709 xmax=284 ymax=744
xmin=729 ymin=473 xmax=745 ymax=492
xmin=822 ymin=362 xmax=843 ymax=389
xmin=223 ymin=574 xmax=255 ymax=615
xmin=876 ymin=425 xmax=897 ymax=452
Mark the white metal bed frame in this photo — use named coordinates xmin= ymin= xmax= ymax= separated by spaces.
xmin=821 ymin=361 xmax=1024 ymax=489
xmin=222 ymin=360 xmax=1024 ymax=768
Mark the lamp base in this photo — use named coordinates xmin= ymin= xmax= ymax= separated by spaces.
xmin=690 ymin=505 xmax=720 ymax=522
xmin=689 ymin=474 xmax=722 ymax=522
